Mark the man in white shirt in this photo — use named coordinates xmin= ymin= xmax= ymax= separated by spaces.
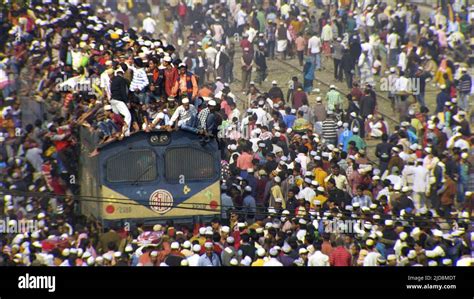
xmin=397 ymin=46 xmax=407 ymax=72
xmin=148 ymin=110 xmax=171 ymax=130
xmin=401 ymin=158 xmax=416 ymax=188
xmin=386 ymin=30 xmax=400 ymax=67
xmin=100 ymin=62 xmax=113 ymax=100
xmin=298 ymin=178 xmax=316 ymax=202
xmin=169 ymin=98 xmax=198 ymax=128
xmin=366 ymin=9 xmax=375 ymax=34
xmin=447 ymin=132 xmax=470 ymax=150
xmin=205 ymin=45 xmax=218 ymax=82
xmin=187 ymin=245 xmax=202 ymax=266
xmin=253 ymin=101 xmax=269 ymax=126
xmin=308 ymin=243 xmax=330 ymax=266
xmin=307 ymin=34 xmax=321 ymax=70
xmin=229 ymin=102 xmax=241 ymax=121
xmin=296 ymin=152 xmax=309 ymax=174
xmin=245 ymin=25 xmax=258 ymax=43
xmin=214 ymin=77 xmax=224 ymax=95
xmin=412 ymin=159 xmax=430 ymax=210
xmin=320 ymin=23 xmax=333 ymax=44
xmin=363 ymin=240 xmax=382 ymax=266
xmin=142 ymin=13 xmax=157 ymax=36
xmin=263 ymin=248 xmax=283 ymax=266
xmin=236 ymin=9 xmax=247 ymax=34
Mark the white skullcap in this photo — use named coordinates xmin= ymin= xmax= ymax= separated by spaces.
xmin=428 ymin=260 xmax=438 ymax=266
xmin=170 ymin=242 xmax=180 ymax=250
xmin=399 ymin=231 xmax=408 ymax=241
xmin=256 ymin=247 xmax=266 ymax=257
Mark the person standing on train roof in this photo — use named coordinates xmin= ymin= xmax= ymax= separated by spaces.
xmin=172 ymin=63 xmax=198 ymax=103
xmin=110 ymin=67 xmax=132 ymax=137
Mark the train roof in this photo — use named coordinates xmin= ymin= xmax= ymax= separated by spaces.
xmin=80 ymin=128 xmax=216 ymax=152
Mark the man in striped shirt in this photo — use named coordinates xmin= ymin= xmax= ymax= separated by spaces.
xmin=322 ymin=111 xmax=338 ymax=146
xmin=457 ymin=68 xmax=471 ymax=112
xmin=351 ymin=185 xmax=372 ymax=208
xmin=129 ymin=58 xmax=149 ymax=104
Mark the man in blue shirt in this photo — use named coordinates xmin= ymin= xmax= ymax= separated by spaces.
xmin=242 ymin=186 xmax=257 ymax=223
xmin=220 ymin=184 xmax=234 ymax=224
xmin=435 ymin=85 xmax=450 ymax=113
xmin=283 ymin=107 xmax=296 ymax=129
xmin=198 ymin=242 xmax=222 ymax=266
xmin=351 ymin=185 xmax=372 ymax=208
xmin=338 ymin=122 xmax=353 ymax=152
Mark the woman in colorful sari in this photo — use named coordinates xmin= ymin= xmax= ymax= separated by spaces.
xmin=434 ymin=58 xmax=453 ymax=87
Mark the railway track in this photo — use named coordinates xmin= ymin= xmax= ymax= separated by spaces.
xmin=274 ymin=57 xmax=400 ymax=127
xmin=228 ymin=54 xmax=386 ymax=165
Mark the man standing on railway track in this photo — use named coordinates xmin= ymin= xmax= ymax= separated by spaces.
xmin=307 ymin=32 xmax=322 ymax=71
xmin=241 ymin=48 xmax=254 ymax=92
xmin=325 ymin=85 xmax=343 ymax=112
xmin=322 ymin=111 xmax=338 ymax=146
xmin=254 ymin=43 xmax=267 ymax=86
xmin=457 ymin=67 xmax=472 ymax=112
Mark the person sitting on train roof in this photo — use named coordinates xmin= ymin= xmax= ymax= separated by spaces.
xmin=97 ymin=105 xmax=127 ymax=143
xmin=147 ymin=108 xmax=171 ymax=132
xmin=168 ymin=97 xmax=198 ymax=132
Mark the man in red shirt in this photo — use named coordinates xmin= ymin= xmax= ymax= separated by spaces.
xmin=350 ymin=82 xmax=364 ymax=102
xmin=162 ymin=56 xmax=178 ymax=98
xmin=240 ymin=34 xmax=251 ymax=52
xmin=330 ymin=238 xmax=352 ymax=266
xmin=103 ymin=105 xmax=126 ymax=138
xmin=236 ymin=145 xmax=254 ymax=177
xmin=292 ymin=87 xmax=309 ymax=110
xmin=321 ymin=233 xmax=334 ymax=256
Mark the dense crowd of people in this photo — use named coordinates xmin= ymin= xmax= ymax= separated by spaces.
xmin=0 ymin=0 xmax=473 ymax=267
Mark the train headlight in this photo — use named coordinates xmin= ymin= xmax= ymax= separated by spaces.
xmin=150 ymin=135 xmax=160 ymax=145
xmin=159 ymin=134 xmax=169 ymax=143
xmin=149 ymin=133 xmax=170 ymax=146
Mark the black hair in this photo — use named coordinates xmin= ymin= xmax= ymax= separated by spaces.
xmin=107 ymin=241 xmax=117 ymax=251
xmin=212 ymin=232 xmax=221 ymax=242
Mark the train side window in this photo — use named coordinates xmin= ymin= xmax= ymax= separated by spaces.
xmin=165 ymin=147 xmax=216 ymax=181
xmin=106 ymin=149 xmax=157 ymax=183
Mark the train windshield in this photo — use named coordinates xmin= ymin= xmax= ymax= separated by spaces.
xmin=165 ymin=147 xmax=216 ymax=181
xmin=105 ymin=149 xmax=158 ymax=183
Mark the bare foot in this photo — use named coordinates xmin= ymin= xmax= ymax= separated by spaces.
xmin=89 ymin=149 xmax=100 ymax=157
